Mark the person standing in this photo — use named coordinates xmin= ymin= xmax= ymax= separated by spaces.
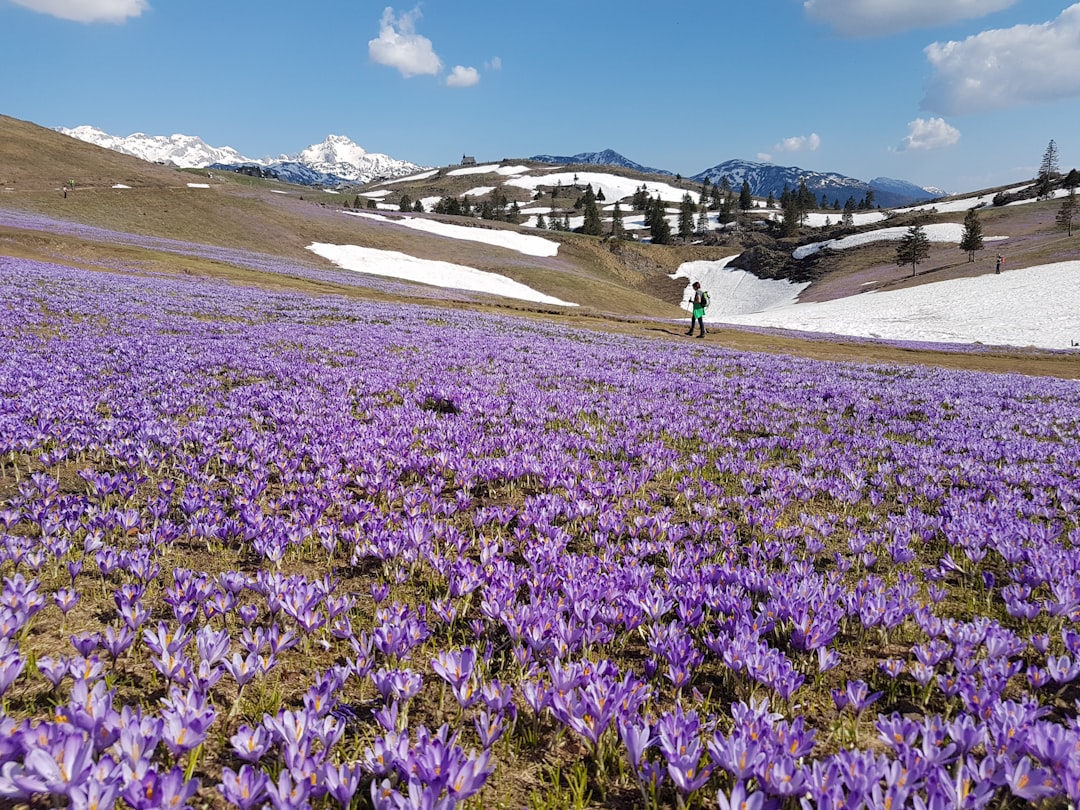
xmin=686 ymin=281 xmax=708 ymax=337
xmin=996 ymin=254 xmax=1004 ymax=274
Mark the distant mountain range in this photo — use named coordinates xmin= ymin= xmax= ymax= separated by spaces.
xmin=531 ymin=149 xmax=674 ymax=178
xmin=56 ymin=127 xmax=944 ymax=205
xmin=56 ymin=126 xmax=426 ymax=185
xmin=532 ymin=150 xmax=942 ymax=207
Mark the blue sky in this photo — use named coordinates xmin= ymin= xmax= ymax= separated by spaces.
xmin=2 ymin=0 xmax=1079 ymax=195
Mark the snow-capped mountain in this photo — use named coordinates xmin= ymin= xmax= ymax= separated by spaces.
xmin=56 ymin=127 xmax=426 ymax=186
xmin=531 ymin=149 xmax=673 ymax=177
xmin=691 ymin=159 xmax=939 ymax=207
xmin=868 ymin=177 xmax=946 ymax=203
xmin=57 ymin=125 xmax=251 ymax=167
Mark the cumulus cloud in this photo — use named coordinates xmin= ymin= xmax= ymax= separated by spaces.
xmin=897 ymin=117 xmax=961 ymax=151
xmin=922 ymin=3 xmax=1080 ymax=115
xmin=11 ymin=0 xmax=149 ymax=23
xmin=368 ymin=6 xmax=442 ymax=78
xmin=775 ymin=133 xmax=821 ymax=153
xmin=446 ymin=65 xmax=480 ymax=88
xmin=804 ymin=0 xmax=1018 ymax=37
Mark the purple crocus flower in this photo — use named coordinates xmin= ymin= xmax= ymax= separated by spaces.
xmin=16 ymin=733 xmax=96 ymax=798
xmin=218 ymin=764 xmax=269 ymax=810
xmin=230 ymin=724 xmax=271 ymax=763
xmin=322 ymin=761 xmax=363 ymax=809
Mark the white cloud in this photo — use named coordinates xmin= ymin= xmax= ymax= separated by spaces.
xmin=485 ymin=56 xmax=502 ymax=71
xmin=922 ymin=3 xmax=1080 ymax=114
xmin=368 ymin=6 xmax=442 ymax=78
xmin=898 ymin=117 xmax=961 ymax=151
xmin=804 ymin=0 xmax=1018 ymax=37
xmin=757 ymin=152 xmax=773 ymax=163
xmin=446 ymin=65 xmax=480 ymax=88
xmin=775 ymin=133 xmax=821 ymax=153
xmin=11 ymin=0 xmax=148 ymax=23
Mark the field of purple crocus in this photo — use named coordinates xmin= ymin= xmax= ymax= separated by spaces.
xmin=2 ymin=254 xmax=1080 ymax=810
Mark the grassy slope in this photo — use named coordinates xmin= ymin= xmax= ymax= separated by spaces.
xmin=2 ymin=113 xmax=1079 ymax=379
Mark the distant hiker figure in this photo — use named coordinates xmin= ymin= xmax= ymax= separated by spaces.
xmin=686 ymin=282 xmax=708 ymax=338
xmin=996 ymin=254 xmax=1004 ymax=274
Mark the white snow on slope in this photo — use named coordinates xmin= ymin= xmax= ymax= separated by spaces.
xmin=377 ymin=169 xmax=440 ymax=185
xmin=673 ymin=257 xmax=809 ymax=315
xmin=682 ymin=258 xmax=1080 ymax=350
xmin=447 ymin=164 xmax=531 ymax=177
xmin=307 ymin=243 xmax=575 ymax=306
xmin=793 ymin=222 xmax=1007 ymax=259
xmin=343 ymin=211 xmax=560 ymax=257
xmin=505 ymin=171 xmax=689 ymax=204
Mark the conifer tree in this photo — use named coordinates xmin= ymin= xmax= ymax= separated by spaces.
xmin=896 ymin=220 xmax=931 ymax=276
xmin=697 ymin=204 xmax=710 ymax=234
xmin=582 ymin=184 xmax=603 ymax=235
xmin=536 ymin=212 xmax=547 ymax=229
xmin=959 ymin=207 xmax=984 ymax=261
xmin=650 ymin=199 xmax=672 ymax=244
xmin=562 ymin=212 xmax=570 ymax=231
xmin=1057 ymin=188 xmax=1077 ymax=236
xmin=610 ymin=202 xmax=624 ymax=240
xmin=739 ymin=181 xmax=753 ymax=213
xmin=413 ymin=199 xmax=424 ymax=213
xmin=399 ymin=194 xmax=412 ymax=212
xmin=780 ymin=192 xmax=801 ymax=237
xmin=1037 ymin=139 xmax=1060 ymax=198
xmin=678 ymin=193 xmax=696 ymax=240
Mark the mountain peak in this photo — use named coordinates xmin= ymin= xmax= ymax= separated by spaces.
xmin=57 ymin=125 xmax=427 ymax=186
xmin=530 ymin=149 xmax=673 ymax=177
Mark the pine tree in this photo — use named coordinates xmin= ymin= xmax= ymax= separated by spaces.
xmin=780 ymin=193 xmax=801 ymax=237
xmin=366 ymin=199 xmax=378 ymax=209
xmin=1057 ymin=188 xmax=1077 ymax=236
xmin=678 ymin=193 xmax=696 ymax=240
xmin=766 ymin=192 xmax=776 ymax=209
xmin=959 ymin=207 xmax=984 ymax=261
xmin=896 ymin=220 xmax=931 ymax=276
xmin=610 ymin=202 xmax=624 ymax=240
xmin=649 ymin=198 xmax=671 ymax=244
xmin=508 ymin=201 xmax=522 ymax=225
xmin=582 ymin=184 xmax=603 ymax=235
xmin=1037 ymin=139 xmax=1060 ymax=198
xmin=536 ymin=212 xmax=547 ymax=229
xmin=696 ymin=204 xmax=710 ymax=234
xmin=413 ymin=199 xmax=424 ymax=213
xmin=699 ymin=178 xmax=711 ymax=207
xmin=398 ymin=193 xmax=412 ymax=212
xmin=562 ymin=212 xmax=570 ymax=231
xmin=739 ymin=180 xmax=753 ymax=213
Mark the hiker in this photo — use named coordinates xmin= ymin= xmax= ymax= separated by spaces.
xmin=996 ymin=254 xmax=1004 ymax=274
xmin=686 ymin=281 xmax=708 ymax=338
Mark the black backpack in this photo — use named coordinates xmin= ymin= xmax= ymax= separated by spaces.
xmin=700 ymin=290 xmax=709 ymax=309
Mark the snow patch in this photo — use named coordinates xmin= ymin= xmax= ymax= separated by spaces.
xmin=307 ymin=242 xmax=575 ymax=306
